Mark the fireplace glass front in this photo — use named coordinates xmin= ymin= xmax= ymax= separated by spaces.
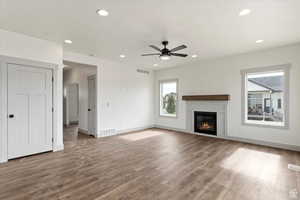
xmin=194 ymin=111 xmax=217 ymax=135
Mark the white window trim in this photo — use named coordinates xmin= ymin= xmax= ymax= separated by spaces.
xmin=159 ymin=79 xmax=179 ymax=118
xmin=241 ymin=64 xmax=290 ymax=129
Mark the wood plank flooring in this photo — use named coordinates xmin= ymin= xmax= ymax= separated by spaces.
xmin=0 ymin=128 xmax=300 ymax=200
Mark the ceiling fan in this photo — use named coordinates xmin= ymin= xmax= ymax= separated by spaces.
xmin=142 ymin=41 xmax=188 ymax=60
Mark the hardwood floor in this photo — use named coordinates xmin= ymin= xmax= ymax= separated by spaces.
xmin=0 ymin=128 xmax=299 ymax=200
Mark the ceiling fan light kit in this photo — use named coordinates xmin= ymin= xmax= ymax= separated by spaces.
xmin=160 ymin=55 xmax=171 ymax=60
xmin=142 ymin=41 xmax=188 ymax=60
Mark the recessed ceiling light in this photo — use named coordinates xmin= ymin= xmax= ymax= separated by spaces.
xmin=64 ymin=40 xmax=72 ymax=44
xmin=97 ymin=9 xmax=109 ymax=16
xmin=153 ymin=64 xmax=158 ymax=67
xmin=191 ymin=55 xmax=198 ymax=58
xmin=239 ymin=9 xmax=251 ymax=16
xmin=120 ymin=54 xmax=126 ymax=58
xmin=256 ymin=40 xmax=264 ymax=43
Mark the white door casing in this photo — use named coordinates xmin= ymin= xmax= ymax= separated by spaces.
xmin=88 ymin=75 xmax=96 ymax=136
xmin=7 ymin=64 xmax=53 ymax=159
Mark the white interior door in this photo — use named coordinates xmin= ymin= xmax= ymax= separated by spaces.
xmin=88 ymin=75 xmax=96 ymax=136
xmin=66 ymin=84 xmax=79 ymax=123
xmin=7 ymin=64 xmax=53 ymax=159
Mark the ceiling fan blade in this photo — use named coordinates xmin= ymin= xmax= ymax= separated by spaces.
xmin=170 ymin=53 xmax=188 ymax=57
xmin=149 ymin=45 xmax=162 ymax=52
xmin=141 ymin=53 xmax=161 ymax=56
xmin=170 ymin=45 xmax=187 ymax=52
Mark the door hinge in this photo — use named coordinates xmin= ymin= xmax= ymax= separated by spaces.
xmin=52 ymin=77 xmax=54 ymax=82
xmin=52 ymin=138 xmax=54 ymax=142
xmin=52 ymin=107 xmax=54 ymax=112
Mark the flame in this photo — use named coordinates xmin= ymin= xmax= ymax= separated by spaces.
xmin=200 ymin=122 xmax=213 ymax=130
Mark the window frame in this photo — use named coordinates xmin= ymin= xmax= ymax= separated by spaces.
xmin=241 ymin=64 xmax=290 ymax=129
xmin=159 ymin=79 xmax=179 ymax=118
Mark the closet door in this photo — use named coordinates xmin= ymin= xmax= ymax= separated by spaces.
xmin=7 ymin=63 xmax=53 ymax=159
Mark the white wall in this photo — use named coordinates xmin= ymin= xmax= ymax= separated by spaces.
xmin=0 ymin=29 xmax=64 ymax=163
xmin=99 ymin=60 xmax=154 ymax=135
xmin=63 ymin=64 xmax=97 ymax=131
xmin=0 ymin=29 xmax=62 ymax=64
xmin=154 ymin=44 xmax=300 ymax=147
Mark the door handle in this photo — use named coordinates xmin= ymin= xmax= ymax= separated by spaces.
xmin=88 ymin=109 xmax=91 ymax=111
xmin=8 ymin=114 xmax=14 ymax=118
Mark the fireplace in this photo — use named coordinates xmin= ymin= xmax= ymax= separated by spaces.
xmin=194 ymin=111 xmax=217 ymax=135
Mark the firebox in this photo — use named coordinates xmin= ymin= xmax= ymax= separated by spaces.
xmin=194 ymin=111 xmax=217 ymax=135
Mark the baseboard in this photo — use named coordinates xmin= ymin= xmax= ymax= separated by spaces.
xmin=117 ymin=125 xmax=155 ymax=135
xmin=53 ymin=144 xmax=64 ymax=152
xmin=154 ymin=125 xmax=300 ymax=152
xmin=69 ymin=121 xmax=79 ymax=124
xmin=224 ymin=136 xmax=300 ymax=152
xmin=154 ymin=125 xmax=221 ymax=141
xmin=0 ymin=158 xmax=8 ymax=163
xmin=97 ymin=125 xmax=155 ymax=138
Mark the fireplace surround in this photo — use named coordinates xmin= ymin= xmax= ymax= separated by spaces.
xmin=185 ymin=100 xmax=228 ymax=137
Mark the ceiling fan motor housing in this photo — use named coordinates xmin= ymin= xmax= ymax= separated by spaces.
xmin=161 ymin=48 xmax=170 ymax=55
xmin=162 ymin=41 xmax=170 ymax=55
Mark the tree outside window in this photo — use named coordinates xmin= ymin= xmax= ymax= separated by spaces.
xmin=160 ymin=80 xmax=178 ymax=117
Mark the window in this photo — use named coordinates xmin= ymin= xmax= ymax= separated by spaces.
xmin=242 ymin=65 xmax=290 ymax=128
xmin=160 ymin=80 xmax=178 ymax=117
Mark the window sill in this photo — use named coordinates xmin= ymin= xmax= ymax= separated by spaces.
xmin=243 ymin=120 xmax=288 ymax=129
xmin=159 ymin=114 xmax=177 ymax=118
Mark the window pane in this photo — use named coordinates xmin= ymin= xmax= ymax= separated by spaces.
xmin=160 ymin=81 xmax=177 ymax=116
xmin=247 ymin=71 xmax=284 ymax=123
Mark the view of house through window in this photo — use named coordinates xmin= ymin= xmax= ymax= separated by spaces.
xmin=160 ymin=80 xmax=177 ymax=117
xmin=246 ymin=70 xmax=285 ymax=126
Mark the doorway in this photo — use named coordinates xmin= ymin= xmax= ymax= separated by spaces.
xmin=65 ymin=83 xmax=79 ymax=126
xmin=63 ymin=61 xmax=97 ymax=142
